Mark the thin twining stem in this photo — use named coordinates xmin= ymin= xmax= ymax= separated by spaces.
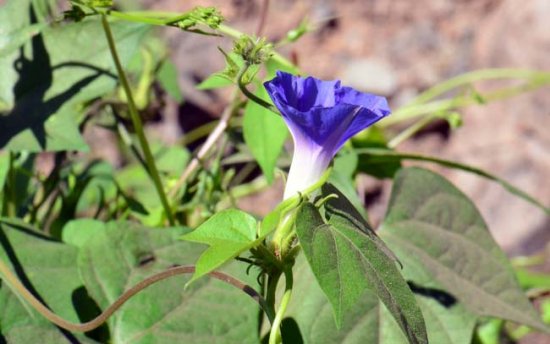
xmin=0 ymin=261 xmax=270 ymax=332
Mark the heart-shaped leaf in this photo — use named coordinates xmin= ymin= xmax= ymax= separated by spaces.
xmin=296 ymin=202 xmax=428 ymax=344
xmin=380 ymin=167 xmax=549 ymax=332
xmin=284 ymin=254 xmax=476 ymax=344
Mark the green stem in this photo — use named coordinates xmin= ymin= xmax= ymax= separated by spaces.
xmin=269 ymin=267 xmax=293 ymax=344
xmin=380 ymin=75 xmax=550 ymax=127
xmin=107 ymin=10 xmax=166 ymax=25
xmin=387 ymin=114 xmax=436 ymax=148
xmin=511 ymin=254 xmax=546 ymax=268
xmin=410 ymin=68 xmax=550 ymax=105
xmin=271 ymin=211 xmax=297 ymax=259
xmin=101 ymin=15 xmax=175 ymax=225
xmin=104 ymin=10 xmax=297 ymax=72
xmin=270 ymin=168 xmax=332 ymax=259
xmin=355 ymin=148 xmax=550 ymax=215
xmin=237 ymin=63 xmax=279 ymax=114
xmin=265 ymin=270 xmax=282 ymax=317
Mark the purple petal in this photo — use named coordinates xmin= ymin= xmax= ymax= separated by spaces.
xmin=263 ymin=71 xmax=391 ymax=198
xmin=337 ymin=86 xmax=391 ymax=115
xmin=264 ymin=71 xmax=341 ymax=111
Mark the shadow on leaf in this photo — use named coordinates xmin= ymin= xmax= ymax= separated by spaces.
xmin=407 ymin=281 xmax=457 ymax=308
xmin=0 ymin=224 xmax=79 ymax=342
xmin=261 ymin=317 xmax=304 ymax=344
xmin=72 ymin=286 xmax=110 ymax=342
xmin=0 ymin=4 xmax=115 ymax=150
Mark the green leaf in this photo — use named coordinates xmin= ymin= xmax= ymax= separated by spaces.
xmin=181 ymin=209 xmax=259 ymax=284
xmin=196 ymin=73 xmax=233 ymax=90
xmin=243 ymin=86 xmax=288 ymax=183
xmin=0 ymin=218 xmax=94 ymax=342
xmin=77 ymin=221 xmax=260 ymax=343
xmin=0 ymin=5 xmax=148 ymax=151
xmin=475 ymin=319 xmax=504 ymax=344
xmin=321 ymin=183 xmax=401 ymax=267
xmin=353 ymin=126 xmax=401 ymax=179
xmin=114 ymin=144 xmax=189 ymax=225
xmin=75 ymin=161 xmax=118 ymax=214
xmin=265 ymin=56 xmax=300 ymax=77
xmin=0 ymin=22 xmax=46 ymax=59
xmin=154 ymin=144 xmax=190 ymax=177
xmin=357 ymin=148 xmax=550 ymax=215
xmin=295 ymin=203 xmax=428 ymax=344
xmin=283 ymin=255 xmax=399 ymax=343
xmin=285 ymin=254 xmax=475 ymax=344
xmin=62 ymin=218 xmax=107 ymax=248
xmin=157 ymin=60 xmax=182 ymax=102
xmin=380 ymin=167 xmax=549 ymax=332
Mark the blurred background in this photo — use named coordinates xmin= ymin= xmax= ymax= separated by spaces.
xmin=0 ymin=0 xmax=549 ymax=342
xmin=101 ymin=0 xmax=550 ymax=257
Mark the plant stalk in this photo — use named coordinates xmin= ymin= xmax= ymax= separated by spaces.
xmin=101 ymin=14 xmax=174 ymax=225
xmin=269 ymin=267 xmax=294 ymax=344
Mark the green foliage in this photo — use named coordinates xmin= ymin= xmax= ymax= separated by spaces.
xmin=77 ymin=221 xmax=260 ymax=342
xmin=181 ymin=209 xmax=259 ymax=284
xmin=62 ymin=218 xmax=107 ymax=248
xmin=1 ymin=2 xmax=549 ymax=343
xmin=295 ymin=200 xmax=428 ymax=344
xmin=174 ymin=7 xmax=224 ymax=31
xmin=0 ymin=1 xmax=148 ymax=152
xmin=0 ymin=219 xmax=261 ymax=343
xmin=286 ymin=253 xmax=476 ymax=344
xmin=196 ymin=74 xmax=234 ymax=90
xmin=353 ymin=126 xmax=401 ymax=179
xmin=157 ymin=60 xmax=183 ymax=102
xmin=0 ymin=157 xmax=9 ymax=187
xmin=63 ymin=5 xmax=87 ymax=22
xmin=357 ymin=148 xmax=550 ymax=215
xmin=0 ymin=219 xmax=92 ymax=343
xmin=243 ymin=86 xmax=288 ymax=184
xmin=380 ymin=167 xmax=549 ymax=333
xmin=285 ymin=254 xmax=408 ymax=343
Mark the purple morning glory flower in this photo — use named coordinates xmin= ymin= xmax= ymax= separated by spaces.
xmin=264 ymin=71 xmax=391 ymax=199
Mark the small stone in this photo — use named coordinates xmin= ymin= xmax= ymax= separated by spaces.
xmin=340 ymin=58 xmax=397 ymax=95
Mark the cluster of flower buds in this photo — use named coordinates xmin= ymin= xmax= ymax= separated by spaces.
xmin=233 ymin=36 xmax=273 ymax=65
xmin=176 ymin=7 xmax=224 ymax=31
